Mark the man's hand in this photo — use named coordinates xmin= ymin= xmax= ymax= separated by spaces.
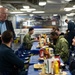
xmin=33 ymin=38 xmax=39 ymax=42
xmin=72 ymin=38 xmax=75 ymax=46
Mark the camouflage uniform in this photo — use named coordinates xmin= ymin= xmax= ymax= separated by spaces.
xmin=23 ymin=33 xmax=34 ymax=50
xmin=55 ymin=36 xmax=69 ymax=63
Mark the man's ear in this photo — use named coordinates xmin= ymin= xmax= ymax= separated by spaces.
xmin=1 ymin=36 xmax=2 ymax=41
xmin=1 ymin=36 xmax=3 ymax=43
xmin=11 ymin=38 xmax=13 ymax=42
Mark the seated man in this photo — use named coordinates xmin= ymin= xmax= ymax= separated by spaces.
xmin=49 ymin=32 xmax=69 ymax=64
xmin=23 ymin=27 xmax=35 ymax=50
xmin=0 ymin=30 xmax=24 ymax=75
xmin=55 ymin=28 xmax=61 ymax=35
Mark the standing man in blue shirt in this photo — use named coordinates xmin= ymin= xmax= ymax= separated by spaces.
xmin=0 ymin=7 xmax=15 ymax=44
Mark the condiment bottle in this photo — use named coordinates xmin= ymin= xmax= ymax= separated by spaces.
xmin=54 ymin=60 xmax=59 ymax=74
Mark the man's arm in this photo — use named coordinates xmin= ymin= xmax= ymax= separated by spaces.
xmin=23 ymin=35 xmax=33 ymax=44
xmin=59 ymin=39 xmax=69 ymax=60
xmin=9 ymin=21 xmax=16 ymax=39
xmin=6 ymin=20 xmax=15 ymax=39
xmin=68 ymin=22 xmax=71 ymax=31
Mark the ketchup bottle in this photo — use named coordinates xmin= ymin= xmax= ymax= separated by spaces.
xmin=39 ymin=48 xmax=44 ymax=58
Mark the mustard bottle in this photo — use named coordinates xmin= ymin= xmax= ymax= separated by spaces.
xmin=54 ymin=60 xmax=59 ymax=74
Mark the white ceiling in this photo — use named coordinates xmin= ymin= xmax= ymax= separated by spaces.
xmin=1 ymin=0 xmax=75 ymax=15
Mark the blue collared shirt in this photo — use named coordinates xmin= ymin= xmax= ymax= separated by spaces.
xmin=0 ymin=22 xmax=7 ymax=34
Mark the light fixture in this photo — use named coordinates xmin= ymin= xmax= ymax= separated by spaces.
xmin=73 ymin=5 xmax=75 ymax=8
xmin=17 ymin=14 xmax=27 ymax=15
xmin=39 ymin=2 xmax=46 ymax=6
xmin=64 ymin=6 xmax=75 ymax=11
xmin=47 ymin=0 xmax=57 ymax=3
xmin=66 ymin=14 xmax=70 ymax=16
xmin=70 ymin=13 xmax=75 ymax=15
xmin=23 ymin=6 xmax=30 ymax=9
xmin=72 ymin=8 xmax=75 ymax=10
xmin=30 ymin=14 xmax=34 ymax=16
xmin=32 ymin=11 xmax=45 ymax=13
xmin=64 ymin=7 xmax=72 ymax=11
xmin=10 ymin=11 xmax=24 ymax=14
xmin=0 ymin=5 xmax=3 ymax=8
xmin=20 ymin=8 xmax=36 ymax=12
xmin=72 ymin=5 xmax=75 ymax=10
xmin=66 ymin=13 xmax=75 ymax=16
xmin=53 ymin=14 xmax=58 ymax=16
xmin=65 ymin=0 xmax=72 ymax=2
xmin=0 ymin=0 xmax=3 ymax=8
xmin=26 ymin=10 xmax=32 ymax=12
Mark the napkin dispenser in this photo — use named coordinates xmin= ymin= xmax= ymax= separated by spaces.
xmin=44 ymin=58 xmax=54 ymax=74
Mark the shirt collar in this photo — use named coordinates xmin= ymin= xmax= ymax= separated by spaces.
xmin=0 ymin=21 xmax=4 ymax=24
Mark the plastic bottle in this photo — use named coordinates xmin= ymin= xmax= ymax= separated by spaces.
xmin=39 ymin=48 xmax=44 ymax=58
xmin=54 ymin=60 xmax=59 ymax=74
xmin=44 ymin=59 xmax=49 ymax=74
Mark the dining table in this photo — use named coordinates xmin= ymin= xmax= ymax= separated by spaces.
xmin=27 ymin=41 xmax=72 ymax=75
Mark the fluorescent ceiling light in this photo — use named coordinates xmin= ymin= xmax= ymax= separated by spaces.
xmin=66 ymin=13 xmax=75 ymax=16
xmin=72 ymin=8 xmax=75 ymax=10
xmin=30 ymin=14 xmax=34 ymax=16
xmin=0 ymin=5 xmax=3 ymax=8
xmin=47 ymin=0 xmax=58 ymax=4
xmin=70 ymin=13 xmax=75 ymax=15
xmin=64 ymin=7 xmax=75 ymax=11
xmin=66 ymin=14 xmax=70 ymax=16
xmin=23 ymin=6 xmax=30 ymax=9
xmin=16 ymin=14 xmax=27 ymax=15
xmin=20 ymin=8 xmax=36 ymax=12
xmin=65 ymin=0 xmax=72 ymax=2
xmin=32 ymin=11 xmax=45 ymax=13
xmin=73 ymin=5 xmax=75 ymax=8
xmin=26 ymin=10 xmax=32 ymax=12
xmin=10 ymin=12 xmax=24 ymax=14
xmin=53 ymin=14 xmax=58 ymax=16
xmin=39 ymin=2 xmax=46 ymax=6
xmin=64 ymin=7 xmax=72 ymax=11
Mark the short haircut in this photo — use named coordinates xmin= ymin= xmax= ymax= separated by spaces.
xmin=52 ymin=27 xmax=56 ymax=30
xmin=29 ymin=27 xmax=34 ymax=32
xmin=65 ymin=19 xmax=68 ymax=22
xmin=60 ymin=32 xmax=64 ymax=35
xmin=50 ymin=32 xmax=58 ymax=36
xmin=1 ymin=30 xmax=13 ymax=43
xmin=56 ymin=28 xmax=59 ymax=31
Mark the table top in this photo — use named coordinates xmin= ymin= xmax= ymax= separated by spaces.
xmin=29 ymin=55 xmax=63 ymax=65
xmin=28 ymin=65 xmax=71 ymax=75
xmin=29 ymin=42 xmax=72 ymax=75
xmin=28 ymin=55 xmax=72 ymax=75
xmin=31 ymin=42 xmax=39 ymax=50
xmin=31 ymin=42 xmax=40 ymax=54
xmin=29 ymin=55 xmax=39 ymax=65
xmin=29 ymin=55 xmax=44 ymax=65
xmin=28 ymin=65 xmax=41 ymax=75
